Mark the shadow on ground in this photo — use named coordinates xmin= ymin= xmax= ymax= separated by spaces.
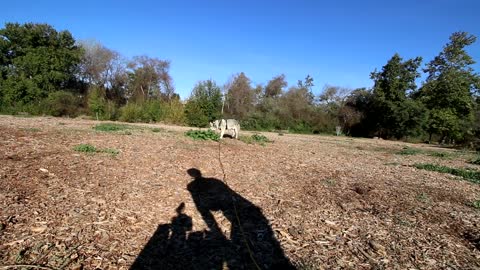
xmin=130 ymin=168 xmax=295 ymax=270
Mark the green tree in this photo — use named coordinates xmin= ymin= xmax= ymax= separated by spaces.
xmin=419 ymin=32 xmax=480 ymax=142
xmin=88 ymin=86 xmax=107 ymax=120
xmin=126 ymin=55 xmax=173 ymax=102
xmin=225 ymin=72 xmax=255 ymax=120
xmin=370 ymin=53 xmax=424 ymax=138
xmin=264 ymin=74 xmax=287 ymax=98
xmin=188 ymin=80 xmax=222 ymax=122
xmin=0 ymin=23 xmax=82 ymax=106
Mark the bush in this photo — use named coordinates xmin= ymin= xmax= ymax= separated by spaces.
xmin=44 ymin=91 xmax=81 ymax=117
xmin=239 ymin=133 xmax=271 ymax=145
xmin=185 ymin=130 xmax=219 ymax=141
xmin=119 ymin=103 xmax=144 ymax=122
xmin=141 ymin=100 xmax=164 ymax=122
xmin=164 ymin=99 xmax=186 ymax=124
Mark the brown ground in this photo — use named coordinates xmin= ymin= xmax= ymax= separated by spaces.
xmin=1 ymin=115 xmax=479 ymax=269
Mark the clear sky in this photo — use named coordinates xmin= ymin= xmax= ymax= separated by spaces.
xmin=2 ymin=0 xmax=479 ymax=99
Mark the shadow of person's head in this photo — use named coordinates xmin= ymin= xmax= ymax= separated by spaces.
xmin=187 ymin=168 xmax=202 ymax=179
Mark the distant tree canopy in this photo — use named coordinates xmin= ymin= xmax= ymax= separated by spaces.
xmin=184 ymin=79 xmax=222 ymax=127
xmin=1 ymin=22 xmax=479 ymax=146
xmin=0 ymin=23 xmax=82 ymax=106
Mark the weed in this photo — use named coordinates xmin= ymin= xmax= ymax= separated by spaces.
xmin=239 ymin=135 xmax=254 ymax=144
xmin=74 ymin=144 xmax=97 ymax=153
xmin=414 ymin=163 xmax=480 ymax=184
xmin=74 ymin=144 xmax=119 ymax=156
xmin=252 ymin=134 xmax=270 ymax=143
xmin=323 ymin=179 xmax=336 ymax=186
xmin=100 ymin=148 xmax=120 ymax=156
xmin=471 ymin=200 xmax=480 ymax=209
xmin=470 ymin=156 xmax=480 ymax=165
xmin=427 ymin=151 xmax=452 ymax=159
xmin=151 ymin=128 xmax=161 ymax=132
xmin=384 ymin=162 xmax=400 ymax=166
xmin=397 ymin=147 xmax=422 ymax=155
xmin=417 ymin=192 xmax=429 ymax=202
xmin=93 ymin=123 xmax=131 ymax=132
xmin=22 ymin=128 xmax=41 ymax=132
xmin=239 ymin=134 xmax=271 ymax=145
xmin=185 ymin=130 xmax=220 ymax=141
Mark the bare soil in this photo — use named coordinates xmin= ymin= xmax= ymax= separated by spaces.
xmin=1 ymin=115 xmax=479 ymax=269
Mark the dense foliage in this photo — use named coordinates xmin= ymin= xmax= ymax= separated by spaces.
xmin=1 ymin=23 xmax=479 ymax=146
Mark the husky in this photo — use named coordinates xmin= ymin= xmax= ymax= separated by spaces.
xmin=209 ymin=119 xmax=240 ymax=139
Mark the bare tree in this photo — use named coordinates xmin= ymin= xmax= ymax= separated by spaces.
xmin=224 ymin=72 xmax=255 ymax=120
xmin=127 ymin=56 xmax=173 ymax=102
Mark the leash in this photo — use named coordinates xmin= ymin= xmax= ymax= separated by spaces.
xmin=217 ymin=140 xmax=261 ymax=270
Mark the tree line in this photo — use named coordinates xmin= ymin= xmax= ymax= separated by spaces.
xmin=1 ymin=23 xmax=479 ymax=146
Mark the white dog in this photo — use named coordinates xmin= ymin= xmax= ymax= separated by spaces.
xmin=210 ymin=119 xmax=240 ymax=139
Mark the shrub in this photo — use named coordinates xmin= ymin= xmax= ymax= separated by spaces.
xmin=119 ymin=103 xmax=144 ymax=122
xmin=88 ymin=86 xmax=107 ymax=120
xmin=141 ymin=100 xmax=164 ymax=122
xmin=185 ymin=130 xmax=219 ymax=141
xmin=240 ymin=133 xmax=271 ymax=145
xmin=44 ymin=91 xmax=81 ymax=117
xmin=185 ymin=101 xmax=209 ymax=127
xmin=163 ymin=99 xmax=186 ymax=124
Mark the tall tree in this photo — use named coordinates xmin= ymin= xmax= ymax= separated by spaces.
xmin=188 ymin=79 xmax=222 ymax=122
xmin=419 ymin=32 xmax=480 ymax=142
xmin=126 ymin=55 xmax=174 ymax=102
xmin=370 ymin=53 xmax=424 ymax=138
xmin=0 ymin=23 xmax=82 ymax=105
xmin=264 ymin=74 xmax=287 ymax=98
xmin=78 ymin=40 xmax=128 ymax=101
xmin=225 ymin=72 xmax=255 ymax=120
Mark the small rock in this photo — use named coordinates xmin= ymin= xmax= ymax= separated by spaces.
xmin=31 ymin=225 xmax=47 ymax=233
xmin=39 ymin=168 xmax=49 ymax=173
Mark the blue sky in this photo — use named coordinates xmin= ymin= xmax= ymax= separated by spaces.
xmin=2 ymin=0 xmax=479 ymax=99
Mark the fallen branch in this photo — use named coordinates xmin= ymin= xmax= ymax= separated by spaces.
xmin=0 ymin=265 xmax=59 ymax=270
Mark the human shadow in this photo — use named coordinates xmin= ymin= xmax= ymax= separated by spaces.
xmin=130 ymin=168 xmax=295 ymax=270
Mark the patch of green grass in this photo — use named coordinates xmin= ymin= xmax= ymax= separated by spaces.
xmin=74 ymin=144 xmax=120 ymax=156
xmin=414 ymin=163 xmax=480 ymax=184
xmin=93 ymin=123 xmax=131 ymax=132
xmin=73 ymin=144 xmax=97 ymax=153
xmin=323 ymin=178 xmax=336 ymax=186
xmin=239 ymin=134 xmax=271 ymax=146
xmin=21 ymin=128 xmax=41 ymax=132
xmin=471 ymin=200 xmax=480 ymax=209
xmin=396 ymin=147 xmax=453 ymax=159
xmin=470 ymin=156 xmax=480 ymax=165
xmin=100 ymin=148 xmax=120 ymax=156
xmin=397 ymin=147 xmax=422 ymax=155
xmin=417 ymin=192 xmax=429 ymax=203
xmin=384 ymin=162 xmax=400 ymax=166
xmin=185 ymin=130 xmax=219 ymax=141
xmin=151 ymin=127 xmax=164 ymax=133
xmin=427 ymin=151 xmax=452 ymax=159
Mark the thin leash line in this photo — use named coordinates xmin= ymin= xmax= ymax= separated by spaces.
xmin=217 ymin=140 xmax=261 ymax=270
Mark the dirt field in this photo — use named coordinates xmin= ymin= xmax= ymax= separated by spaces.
xmin=1 ymin=115 xmax=479 ymax=269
